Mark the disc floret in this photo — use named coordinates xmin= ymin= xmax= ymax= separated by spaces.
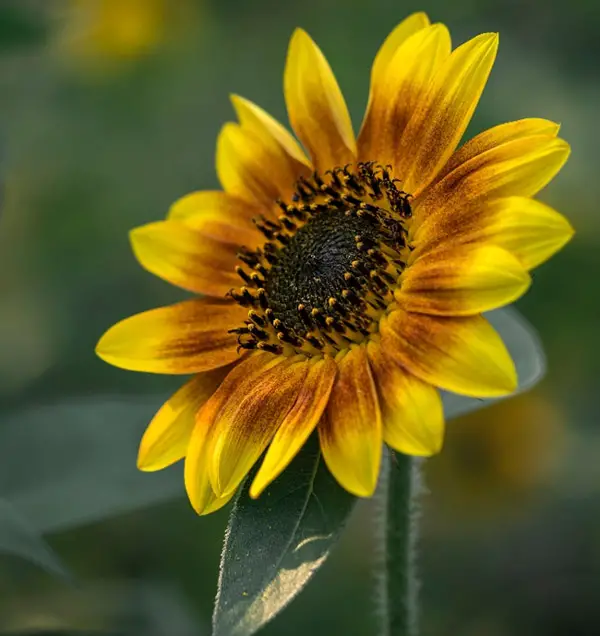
xmin=228 ymin=162 xmax=413 ymax=358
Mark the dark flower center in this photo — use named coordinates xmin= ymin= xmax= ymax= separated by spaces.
xmin=228 ymin=162 xmax=413 ymax=358
xmin=264 ymin=207 xmax=381 ymax=332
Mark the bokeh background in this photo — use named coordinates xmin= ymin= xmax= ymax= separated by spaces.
xmin=0 ymin=1 xmax=598 ymax=634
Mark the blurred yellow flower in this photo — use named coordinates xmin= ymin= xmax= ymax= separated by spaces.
xmin=56 ymin=0 xmax=182 ymax=66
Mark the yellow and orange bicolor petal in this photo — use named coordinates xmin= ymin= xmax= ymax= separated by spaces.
xmin=284 ymin=28 xmax=356 ymax=171
xmin=217 ymin=122 xmax=303 ymax=213
xmin=359 ymin=22 xmax=451 ymax=164
xmin=367 ymin=341 xmax=444 ymax=456
xmin=319 ymin=346 xmax=382 ymax=497
xmin=397 ymin=244 xmax=531 ymax=316
xmin=130 ymin=220 xmax=240 ymax=297
xmin=414 ymin=196 xmax=574 ymax=271
xmin=436 ymin=118 xmax=561 ymax=181
xmin=364 ymin=12 xmax=430 ymax=93
xmin=231 ymin=94 xmax=311 ymax=171
xmin=380 ymin=309 xmax=517 ymax=398
xmin=186 ymin=353 xmax=309 ymax=504
xmin=167 ymin=190 xmax=264 ymax=248
xmin=184 ymin=354 xmax=278 ymax=514
xmin=184 ymin=369 xmax=264 ymax=516
xmin=395 ymin=32 xmax=499 ymax=195
xmin=250 ymin=355 xmax=337 ymax=498
xmin=459 ymin=196 xmax=575 ymax=270
xmin=137 ymin=367 xmax=230 ymax=471
xmin=413 ymin=134 xmax=571 ymax=243
xmin=95 ymin=298 xmax=246 ymax=373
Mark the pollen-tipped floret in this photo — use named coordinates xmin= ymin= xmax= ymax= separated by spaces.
xmin=228 ymin=163 xmax=413 ymax=358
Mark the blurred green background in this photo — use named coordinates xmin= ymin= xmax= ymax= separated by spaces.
xmin=0 ymin=0 xmax=597 ymax=634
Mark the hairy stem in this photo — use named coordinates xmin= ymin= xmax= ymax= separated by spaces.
xmin=377 ymin=450 xmax=422 ymax=636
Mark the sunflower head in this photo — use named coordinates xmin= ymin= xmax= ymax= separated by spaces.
xmin=96 ymin=12 xmax=573 ymax=514
xmin=56 ymin=0 xmax=174 ymax=65
xmin=228 ymin=160 xmax=414 ymax=359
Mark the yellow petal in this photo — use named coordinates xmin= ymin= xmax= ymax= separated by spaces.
xmin=397 ymin=244 xmax=531 ymax=316
xmin=216 ymin=122 xmax=303 ymax=211
xmin=130 ymin=221 xmax=240 ymax=296
xmin=413 ymin=135 xmax=571 ymax=241
xmin=167 ymin=190 xmax=264 ymax=248
xmin=359 ymin=12 xmax=432 ymax=159
xmin=367 ymin=341 xmax=444 ymax=456
xmin=477 ymin=197 xmax=575 ymax=270
xmin=359 ymin=23 xmax=451 ymax=164
xmin=380 ymin=310 xmax=517 ymax=398
xmin=184 ymin=403 xmax=235 ymax=516
xmin=395 ymin=32 xmax=499 ymax=195
xmin=416 ymin=196 xmax=574 ymax=271
xmin=284 ymin=28 xmax=356 ymax=171
xmin=367 ymin=12 xmax=430 ymax=89
xmin=437 ymin=118 xmax=561 ymax=181
xmin=319 ymin=346 xmax=382 ymax=497
xmin=250 ymin=356 xmax=337 ymax=498
xmin=208 ymin=355 xmax=308 ymax=497
xmin=185 ymin=450 xmax=235 ymax=516
xmin=231 ymin=94 xmax=311 ymax=168
xmin=95 ymin=299 xmax=245 ymax=374
xmin=137 ymin=368 xmax=229 ymax=471
xmin=184 ymin=353 xmax=275 ymax=514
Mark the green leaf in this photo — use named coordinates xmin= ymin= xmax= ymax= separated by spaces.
xmin=212 ymin=435 xmax=356 ymax=636
xmin=0 ymin=498 xmax=70 ymax=579
xmin=442 ymin=306 xmax=545 ymax=420
xmin=0 ymin=396 xmax=182 ymax=534
xmin=3 ymin=632 xmax=113 ymax=636
xmin=3 ymin=632 xmax=118 ymax=636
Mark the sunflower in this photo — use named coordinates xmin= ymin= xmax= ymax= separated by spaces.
xmin=57 ymin=0 xmax=170 ymax=64
xmin=96 ymin=12 xmax=573 ymax=514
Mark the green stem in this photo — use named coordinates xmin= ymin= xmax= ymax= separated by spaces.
xmin=377 ymin=450 xmax=421 ymax=636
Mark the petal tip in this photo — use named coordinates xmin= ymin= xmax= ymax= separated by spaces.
xmin=349 ymin=479 xmax=378 ymax=498
xmin=184 ymin=467 xmax=211 ymax=516
xmin=229 ymin=93 xmax=247 ymax=116
xmin=187 ymin=497 xmax=204 ymax=516
xmin=136 ymin=452 xmax=155 ymax=472
xmin=498 ymin=359 xmax=518 ymax=395
xmin=129 ymin=222 xmax=156 ymax=244
xmin=290 ymin=26 xmax=309 ymax=41
xmin=504 ymin=373 xmax=518 ymax=395
xmin=208 ymin=455 xmax=239 ymax=500
xmin=472 ymin=31 xmax=499 ymax=54
xmin=431 ymin=437 xmax=444 ymax=455
xmin=94 ymin=336 xmax=107 ymax=359
xmin=248 ymin=480 xmax=263 ymax=500
xmin=94 ymin=328 xmax=119 ymax=364
xmin=128 ymin=223 xmax=161 ymax=259
xmin=564 ymin=219 xmax=576 ymax=240
xmin=412 ymin=11 xmax=430 ymax=23
xmin=289 ymin=27 xmax=312 ymax=52
xmin=136 ymin=435 xmax=166 ymax=472
xmin=557 ymin=138 xmax=572 ymax=159
xmin=485 ymin=32 xmax=500 ymax=55
xmin=511 ymin=260 xmax=533 ymax=296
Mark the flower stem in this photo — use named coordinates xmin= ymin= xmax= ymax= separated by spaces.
xmin=377 ymin=450 xmax=421 ymax=636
